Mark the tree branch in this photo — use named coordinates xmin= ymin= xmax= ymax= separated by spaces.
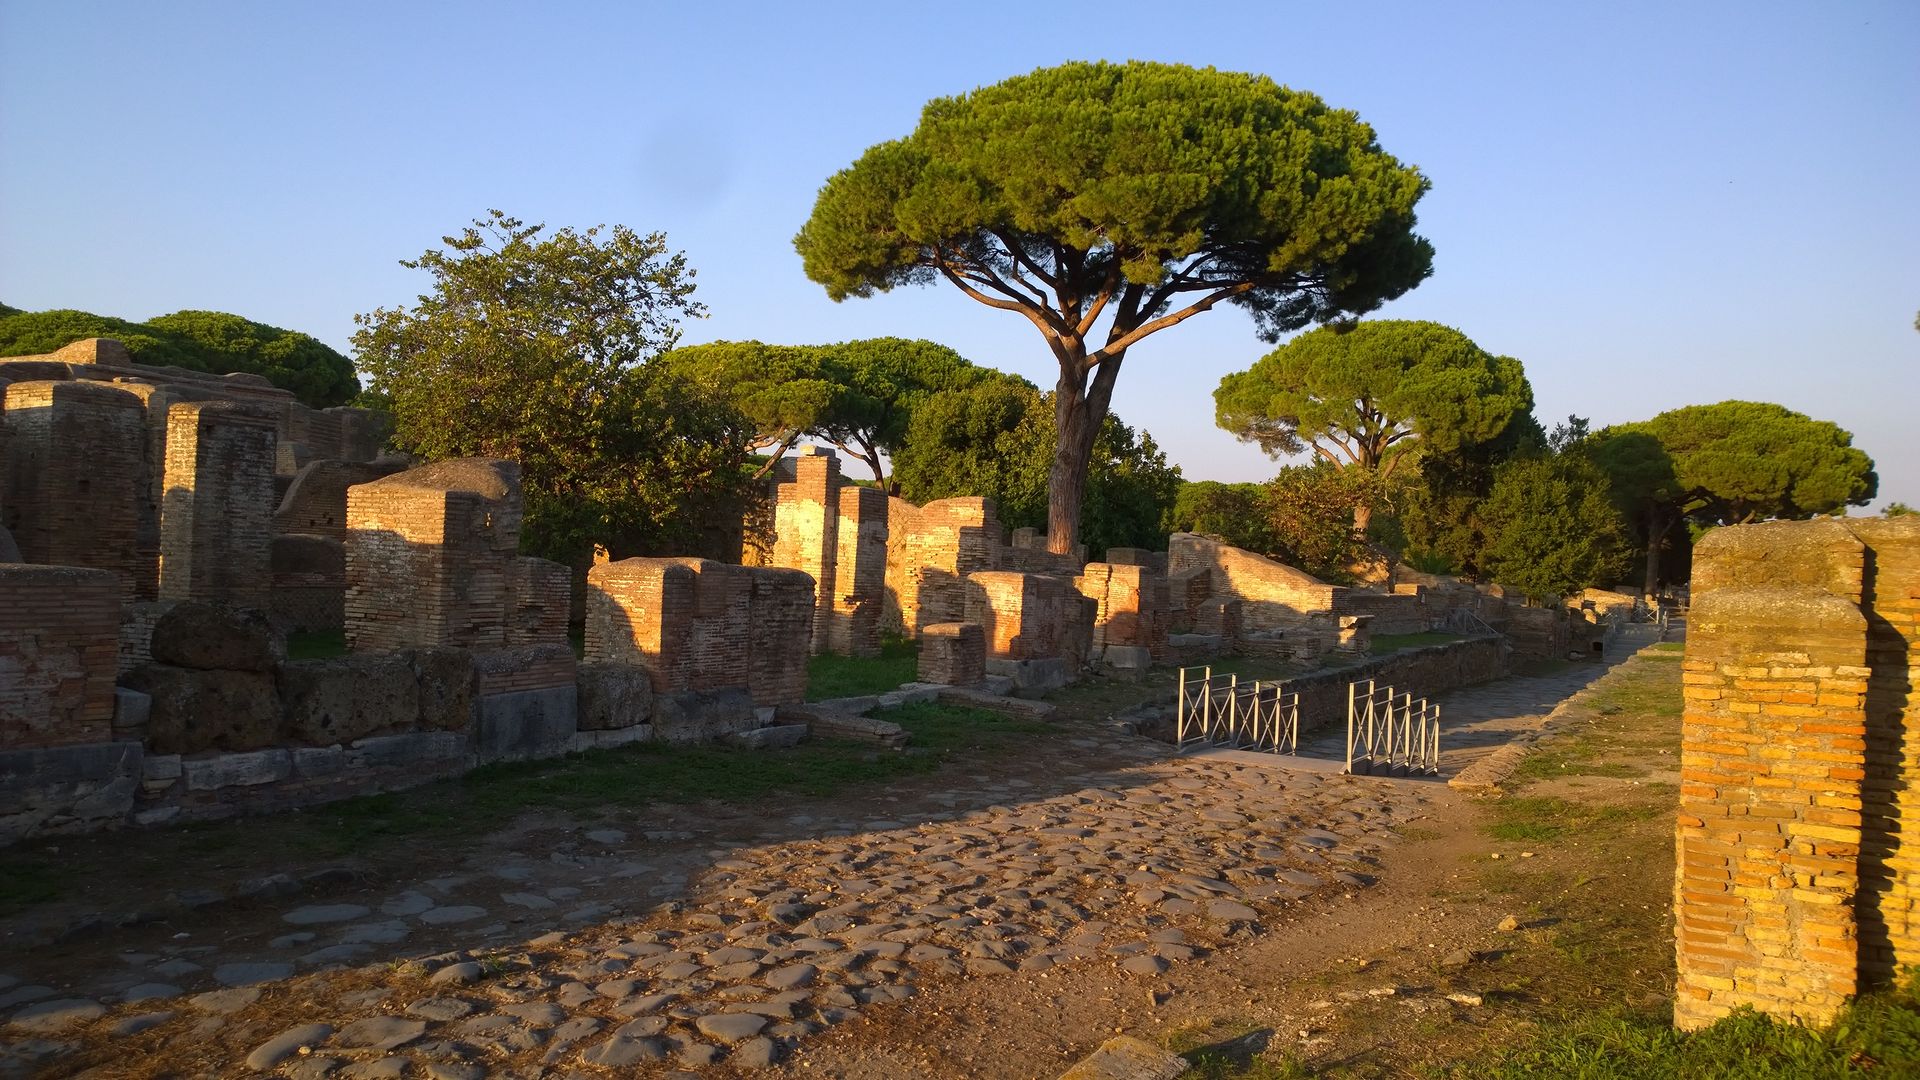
xmin=1097 ymin=281 xmax=1258 ymax=357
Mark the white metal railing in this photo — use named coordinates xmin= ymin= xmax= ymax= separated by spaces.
xmin=1345 ymin=678 xmax=1441 ymax=775
xmin=1175 ymin=666 xmax=1300 ymax=754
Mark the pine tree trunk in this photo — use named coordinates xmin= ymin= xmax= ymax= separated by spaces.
xmin=1045 ymin=355 xmax=1122 ymax=556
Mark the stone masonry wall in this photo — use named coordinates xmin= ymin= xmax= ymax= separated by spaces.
xmin=886 ymin=496 xmax=1003 ymax=637
xmin=585 ymin=558 xmax=813 ymax=707
xmin=1167 ymin=533 xmax=1347 ymax=631
xmin=158 ymin=400 xmax=278 ymax=608
xmin=0 ymin=565 xmax=122 ymax=749
xmin=2 ymin=381 xmax=147 ymax=599
xmin=1674 ymin=517 xmax=1918 ymax=1029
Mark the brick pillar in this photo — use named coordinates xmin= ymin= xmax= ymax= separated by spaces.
xmin=587 ymin=558 xmax=810 ymax=707
xmin=586 ymin=558 xmax=698 ymax=691
xmin=158 ymin=400 xmax=277 ymax=608
xmin=1 ymin=381 xmax=147 ymax=598
xmin=749 ymin=568 xmax=815 ymax=706
xmin=1677 ymin=579 xmax=1871 ymax=1028
xmin=829 ymin=485 xmax=888 ymax=657
xmin=771 ymin=448 xmax=839 ymax=654
xmin=1850 ymin=517 xmax=1920 ymax=981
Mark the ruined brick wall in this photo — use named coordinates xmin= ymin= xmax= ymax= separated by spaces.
xmin=1675 ymin=517 xmax=1919 ymax=1029
xmin=886 ymin=497 xmax=1003 ymax=637
xmin=1005 ymin=528 xmax=1086 ymax=574
xmin=964 ymin=570 xmax=1094 ymax=665
xmin=275 ymin=460 xmax=403 ymax=541
xmin=1076 ymin=562 xmax=1171 ymax=661
xmin=918 ymin=622 xmax=986 ymax=685
xmin=2 ymin=381 xmax=147 ymax=598
xmin=586 ymin=557 xmax=812 ymax=706
xmin=0 ymin=565 xmax=121 ymax=749
xmin=269 ymin=534 xmax=346 ymax=633
xmin=158 ymin=400 xmax=277 ymax=608
xmin=343 ymin=459 xmax=522 ymax=651
xmin=1506 ymin=605 xmax=1571 ymax=660
xmin=1167 ymin=533 xmax=1346 ymax=631
xmin=828 ymin=485 xmax=888 ymax=657
xmin=506 ymin=557 xmax=571 ymax=647
xmin=1340 ymin=591 xmax=1429 ymax=635
xmin=771 ymin=450 xmax=839 ymax=653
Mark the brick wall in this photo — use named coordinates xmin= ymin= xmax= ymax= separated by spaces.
xmin=771 ymin=450 xmax=839 ymax=653
xmin=829 ymin=484 xmax=888 ymax=657
xmin=1076 ymin=562 xmax=1171 ymax=661
xmin=2 ymin=380 xmax=148 ymax=599
xmin=158 ymin=400 xmax=277 ymax=608
xmin=918 ymin=622 xmax=986 ymax=685
xmin=586 ymin=557 xmax=812 ymax=706
xmin=1167 ymin=533 xmax=1346 ymax=631
xmin=964 ymin=570 xmax=1094 ymax=665
xmin=0 ymin=565 xmax=121 ymax=749
xmin=886 ymin=496 xmax=1003 ymax=637
xmin=275 ymin=459 xmax=403 ymax=541
xmin=1675 ymin=517 xmax=1918 ymax=1029
xmin=270 ymin=534 xmax=346 ymax=633
xmin=343 ymin=459 xmax=523 ymax=651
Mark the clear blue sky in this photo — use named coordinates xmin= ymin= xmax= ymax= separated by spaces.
xmin=3 ymin=1 xmax=1915 ymax=508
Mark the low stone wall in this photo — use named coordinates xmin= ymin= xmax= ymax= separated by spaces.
xmin=1282 ymin=634 xmax=1512 ymax=737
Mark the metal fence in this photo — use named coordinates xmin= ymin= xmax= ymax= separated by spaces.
xmin=1345 ymin=678 xmax=1441 ymax=775
xmin=1175 ymin=667 xmax=1300 ymax=754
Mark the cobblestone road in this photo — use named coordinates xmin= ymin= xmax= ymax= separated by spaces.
xmin=1 ymin=641 xmax=1646 ymax=1078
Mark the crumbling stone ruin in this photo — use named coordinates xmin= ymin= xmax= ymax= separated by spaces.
xmin=1674 ymin=516 xmax=1917 ymax=1029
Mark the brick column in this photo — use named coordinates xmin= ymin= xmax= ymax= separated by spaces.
xmin=2 ymin=381 xmax=147 ymax=598
xmin=771 ymin=449 xmax=838 ymax=654
xmin=1676 ymin=585 xmax=1870 ymax=1028
xmin=1851 ymin=517 xmax=1920 ymax=981
xmin=829 ymin=485 xmax=887 ymax=657
xmin=158 ymin=400 xmax=277 ymax=607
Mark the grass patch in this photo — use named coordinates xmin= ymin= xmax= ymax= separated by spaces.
xmin=1447 ymin=976 xmax=1920 ymax=1079
xmin=1369 ymin=630 xmax=1461 ymax=655
xmin=1164 ymin=1022 xmax=1311 ymax=1080
xmin=286 ymin=629 xmax=347 ymax=660
xmin=806 ymin=637 xmax=919 ymax=700
xmin=1483 ymin=795 xmax=1662 ymax=844
xmin=1647 ymin=641 xmax=1685 ymax=653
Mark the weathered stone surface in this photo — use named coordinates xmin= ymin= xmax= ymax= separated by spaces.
xmin=724 ymin=724 xmax=809 ymax=750
xmin=576 ymin=662 xmax=654 ymax=730
xmin=411 ymin=647 xmax=473 ymax=731
xmin=148 ymin=602 xmax=285 ymax=672
xmin=211 ymin=962 xmax=293 ymax=987
xmin=694 ymin=1011 xmax=768 ymax=1042
xmin=6 ymin=998 xmax=105 ymax=1033
xmin=123 ymin=664 xmax=280 ymax=753
xmin=0 ymin=521 xmax=19 ymax=562
xmin=277 ymin=653 xmax=417 ymax=745
xmin=0 ymin=741 xmax=143 ymax=843
xmin=474 ymin=686 xmax=577 ymax=762
xmin=182 ymin=749 xmax=293 ymax=791
xmin=1059 ymin=1035 xmax=1191 ymax=1080
xmin=246 ymin=1023 xmax=334 ymax=1070
xmin=652 ymin=687 xmax=758 ymax=745
xmin=335 ymin=1016 xmax=427 ymax=1050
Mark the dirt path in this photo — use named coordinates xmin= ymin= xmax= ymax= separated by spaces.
xmin=1 ymin=635 xmax=1659 ymax=1079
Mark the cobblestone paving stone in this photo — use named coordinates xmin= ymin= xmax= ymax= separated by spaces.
xmin=0 ymin=645 xmax=1643 ymax=1078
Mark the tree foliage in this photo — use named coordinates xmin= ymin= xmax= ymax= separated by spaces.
xmin=1263 ymin=463 xmax=1389 ymax=584
xmin=1165 ymin=480 xmax=1283 ymax=556
xmin=659 ymin=336 xmax=983 ymax=486
xmin=1476 ymin=452 xmax=1634 ymax=601
xmin=352 ymin=211 xmax=756 ymax=560
xmin=0 ymin=305 xmax=359 ymax=407
xmin=1214 ymin=319 xmax=1531 ymax=530
xmin=796 ymin=60 xmax=1432 ymax=553
xmin=891 ymin=374 xmax=1183 ymax=555
xmin=1592 ymin=401 xmax=1877 ymax=594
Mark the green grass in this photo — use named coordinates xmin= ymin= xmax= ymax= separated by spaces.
xmin=806 ymin=637 xmax=920 ymax=700
xmin=286 ymin=629 xmax=347 ymax=660
xmin=0 ymin=701 xmax=1043 ymax=910
xmin=1445 ymin=977 xmax=1920 ymax=1079
xmin=1647 ymin=641 xmax=1685 ymax=653
xmin=1369 ymin=630 xmax=1462 ymax=655
xmin=1483 ymin=795 xmax=1662 ymax=844
xmin=1165 ymin=1021 xmax=1312 ymax=1080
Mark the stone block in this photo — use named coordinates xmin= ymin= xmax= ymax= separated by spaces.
xmin=142 ymin=754 xmax=182 ymax=781
xmin=123 ymin=664 xmax=280 ymax=754
xmin=276 ymin=653 xmax=417 ymax=745
xmin=569 ymin=725 xmax=654 ymax=753
xmin=723 ymin=724 xmax=809 ymax=750
xmin=984 ymin=656 xmax=1073 ymax=696
xmin=652 ymin=687 xmax=759 ymax=745
xmin=182 ymin=749 xmax=293 ymax=791
xmin=350 ymin=731 xmax=466 ymax=769
xmin=411 ymin=647 xmax=473 ymax=731
xmin=473 ymin=687 xmax=577 ymax=762
xmin=1059 ymin=1035 xmax=1191 ymax=1080
xmin=576 ymin=662 xmax=654 ymax=730
xmin=292 ymin=745 xmax=347 ymax=779
xmin=918 ymin=622 xmax=986 ymax=686
xmin=149 ymin=602 xmax=286 ymax=672
xmin=111 ymin=688 xmax=152 ymax=735
xmin=0 ymin=741 xmax=142 ymax=842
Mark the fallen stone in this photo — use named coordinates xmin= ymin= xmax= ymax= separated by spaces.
xmin=1498 ymin=915 xmax=1521 ymax=932
xmin=694 ymin=1012 xmax=769 ymax=1042
xmin=734 ymin=1035 xmax=781 ymax=1068
xmin=149 ymin=602 xmax=286 ymax=671
xmin=1447 ymin=991 xmax=1485 ymax=1007
xmin=429 ymin=961 xmax=484 ymax=986
xmin=1058 ymin=1035 xmax=1190 ymax=1080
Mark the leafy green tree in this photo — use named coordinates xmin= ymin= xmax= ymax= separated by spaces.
xmin=1887 ymin=501 xmax=1916 ymax=517
xmin=1396 ymin=410 xmax=1548 ymax=576
xmin=1214 ymin=319 xmax=1532 ymax=532
xmin=1263 ymin=462 xmax=1388 ymax=583
xmin=1592 ymin=401 xmax=1878 ymax=596
xmin=0 ymin=305 xmax=359 ymax=407
xmin=1165 ymin=480 xmax=1282 ymax=556
xmin=352 ymin=211 xmax=756 ymax=560
xmin=659 ymin=336 xmax=983 ymax=487
xmin=892 ymin=375 xmax=1182 ymax=555
xmin=796 ymin=60 xmax=1433 ymax=554
xmin=1477 ymin=453 xmax=1634 ymax=601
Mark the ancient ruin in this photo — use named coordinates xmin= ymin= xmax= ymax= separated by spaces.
xmin=1674 ymin=517 xmax=1917 ymax=1028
